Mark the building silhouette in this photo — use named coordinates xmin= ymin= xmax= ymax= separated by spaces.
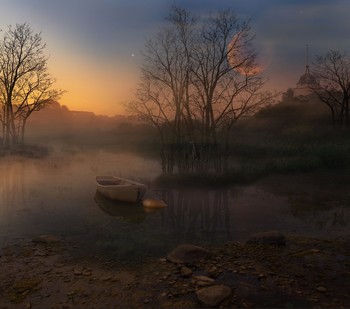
xmin=293 ymin=45 xmax=319 ymax=97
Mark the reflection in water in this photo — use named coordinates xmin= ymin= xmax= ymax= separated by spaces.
xmin=287 ymin=194 xmax=350 ymax=231
xmin=156 ymin=188 xmax=231 ymax=242
xmin=94 ymin=190 xmax=161 ymax=223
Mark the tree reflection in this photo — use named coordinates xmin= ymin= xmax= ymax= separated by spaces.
xmin=155 ymin=187 xmax=231 ymax=242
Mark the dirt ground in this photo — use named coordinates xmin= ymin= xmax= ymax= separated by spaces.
xmin=0 ymin=234 xmax=349 ymax=308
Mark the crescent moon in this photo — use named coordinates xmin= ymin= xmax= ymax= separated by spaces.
xmin=227 ymin=34 xmax=263 ymax=76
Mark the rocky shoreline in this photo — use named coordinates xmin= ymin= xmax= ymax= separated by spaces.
xmin=0 ymin=232 xmax=349 ymax=308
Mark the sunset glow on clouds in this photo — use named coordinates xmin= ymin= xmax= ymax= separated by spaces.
xmin=1 ymin=0 xmax=350 ymax=115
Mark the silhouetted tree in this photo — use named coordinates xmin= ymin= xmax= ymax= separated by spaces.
xmin=0 ymin=23 xmax=63 ymax=149
xmin=127 ymin=6 xmax=272 ymax=174
xmin=190 ymin=9 xmax=273 ymax=172
xmin=313 ymin=50 xmax=350 ymax=127
xmin=128 ymin=6 xmax=196 ymax=173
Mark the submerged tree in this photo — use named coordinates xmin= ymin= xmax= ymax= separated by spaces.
xmin=312 ymin=50 xmax=350 ymax=127
xmin=0 ymin=23 xmax=63 ymax=149
xmin=127 ymin=6 xmax=273 ymax=174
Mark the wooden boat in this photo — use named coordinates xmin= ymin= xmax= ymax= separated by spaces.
xmin=95 ymin=176 xmax=147 ymax=203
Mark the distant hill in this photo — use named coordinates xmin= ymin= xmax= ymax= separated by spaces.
xmin=26 ymin=101 xmax=143 ymax=143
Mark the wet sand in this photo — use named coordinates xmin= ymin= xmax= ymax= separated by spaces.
xmin=1 ymin=234 xmax=349 ymax=308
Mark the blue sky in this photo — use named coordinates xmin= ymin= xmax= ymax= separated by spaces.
xmin=1 ymin=0 xmax=349 ymax=115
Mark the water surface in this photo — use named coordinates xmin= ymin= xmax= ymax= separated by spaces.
xmin=0 ymin=149 xmax=349 ymax=260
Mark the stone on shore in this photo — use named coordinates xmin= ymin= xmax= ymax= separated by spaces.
xmin=180 ymin=266 xmax=193 ymax=277
xmin=246 ymin=231 xmax=286 ymax=246
xmin=31 ymin=235 xmax=60 ymax=244
xmin=167 ymin=244 xmax=209 ymax=264
xmin=196 ymin=285 xmax=232 ymax=307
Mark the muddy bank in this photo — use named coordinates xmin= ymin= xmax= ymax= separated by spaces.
xmin=0 ymin=234 xmax=349 ymax=308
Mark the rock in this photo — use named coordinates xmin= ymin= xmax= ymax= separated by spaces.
xmin=208 ymin=266 xmax=219 ymax=278
xmin=257 ymin=273 xmax=265 ymax=280
xmin=180 ymin=266 xmax=193 ymax=277
xmin=143 ymin=198 xmax=167 ymax=208
xmin=167 ymin=244 xmax=209 ymax=264
xmin=73 ymin=268 xmax=83 ymax=275
xmin=246 ymin=231 xmax=286 ymax=246
xmin=32 ymin=235 xmax=60 ymax=244
xmin=193 ymin=275 xmax=215 ymax=284
xmin=194 ymin=275 xmax=216 ymax=287
xmin=316 ymin=286 xmax=328 ymax=293
xmin=196 ymin=285 xmax=231 ymax=307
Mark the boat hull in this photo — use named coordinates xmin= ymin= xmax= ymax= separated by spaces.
xmin=95 ymin=176 xmax=147 ymax=203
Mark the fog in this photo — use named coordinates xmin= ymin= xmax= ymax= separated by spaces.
xmin=25 ymin=101 xmax=157 ymax=150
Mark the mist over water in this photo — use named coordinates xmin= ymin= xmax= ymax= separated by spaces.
xmin=0 ymin=147 xmax=349 ymax=261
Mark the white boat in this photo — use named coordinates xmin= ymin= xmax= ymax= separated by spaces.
xmin=95 ymin=176 xmax=147 ymax=203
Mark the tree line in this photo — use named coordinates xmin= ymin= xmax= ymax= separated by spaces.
xmin=1 ymin=8 xmax=350 ymax=168
xmin=127 ymin=6 xmax=350 ymax=175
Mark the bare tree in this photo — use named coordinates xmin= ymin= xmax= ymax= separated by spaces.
xmin=313 ymin=50 xmax=350 ymax=127
xmin=190 ymin=9 xmax=273 ymax=172
xmin=127 ymin=6 xmax=196 ymax=174
xmin=0 ymin=23 xmax=63 ymax=149
xmin=127 ymin=6 xmax=272 ymax=174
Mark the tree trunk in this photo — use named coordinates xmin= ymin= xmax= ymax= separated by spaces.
xmin=20 ymin=117 xmax=28 ymax=147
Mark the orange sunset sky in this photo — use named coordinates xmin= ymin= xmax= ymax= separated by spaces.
xmin=1 ymin=0 xmax=350 ymax=116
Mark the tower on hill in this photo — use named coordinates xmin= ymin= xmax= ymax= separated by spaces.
xmin=293 ymin=44 xmax=319 ymax=97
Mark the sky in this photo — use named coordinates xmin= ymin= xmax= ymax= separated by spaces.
xmin=1 ymin=0 xmax=350 ymax=116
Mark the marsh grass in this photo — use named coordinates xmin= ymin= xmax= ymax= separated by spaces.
xmin=153 ymin=134 xmax=350 ymax=186
xmin=224 ymin=124 xmax=350 ymax=183
xmin=0 ymin=144 xmax=49 ymax=158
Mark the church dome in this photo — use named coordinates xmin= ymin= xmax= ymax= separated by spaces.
xmin=294 ymin=66 xmax=319 ymax=97
xmin=297 ymin=70 xmax=317 ymax=86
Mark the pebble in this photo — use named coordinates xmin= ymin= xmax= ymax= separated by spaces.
xmin=32 ymin=235 xmax=60 ymax=244
xmin=208 ymin=266 xmax=219 ymax=278
xmin=193 ymin=275 xmax=215 ymax=286
xmin=67 ymin=291 xmax=75 ymax=297
xmin=180 ymin=266 xmax=192 ymax=277
xmin=35 ymin=250 xmax=47 ymax=257
xmin=43 ymin=268 xmax=52 ymax=274
xmin=193 ymin=275 xmax=215 ymax=282
xmin=316 ymin=286 xmax=328 ymax=293
xmin=257 ymin=273 xmax=265 ymax=280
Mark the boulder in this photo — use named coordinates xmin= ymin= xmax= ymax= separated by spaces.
xmin=246 ymin=231 xmax=286 ymax=246
xmin=167 ymin=244 xmax=209 ymax=264
xmin=196 ymin=285 xmax=231 ymax=307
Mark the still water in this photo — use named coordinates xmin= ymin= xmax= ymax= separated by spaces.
xmin=0 ymin=148 xmax=349 ymax=260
